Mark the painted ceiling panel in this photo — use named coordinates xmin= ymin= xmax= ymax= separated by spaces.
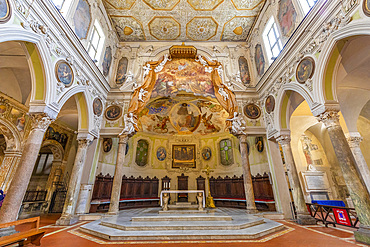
xmin=103 ymin=0 xmax=265 ymax=41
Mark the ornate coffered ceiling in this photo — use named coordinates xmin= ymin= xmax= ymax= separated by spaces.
xmin=103 ymin=0 xmax=265 ymax=42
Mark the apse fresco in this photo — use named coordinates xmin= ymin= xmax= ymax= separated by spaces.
xmin=138 ymin=95 xmax=228 ymax=135
xmin=151 ymin=59 xmax=215 ymax=99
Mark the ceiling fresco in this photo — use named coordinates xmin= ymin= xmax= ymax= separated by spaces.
xmin=103 ymin=0 xmax=265 ymax=41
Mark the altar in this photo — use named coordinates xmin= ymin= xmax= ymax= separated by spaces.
xmin=160 ymin=190 xmax=205 ymax=210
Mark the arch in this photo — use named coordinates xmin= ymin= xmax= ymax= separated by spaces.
xmin=0 ymin=26 xmax=54 ymax=107
xmin=313 ymin=20 xmax=370 ymax=106
xmin=274 ymin=83 xmax=315 ymax=131
xmin=57 ymin=86 xmax=93 ymax=132
xmin=41 ymin=140 xmax=65 ymax=162
xmin=0 ymin=118 xmax=22 ymax=152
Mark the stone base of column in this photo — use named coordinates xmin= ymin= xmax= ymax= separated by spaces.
xmin=246 ymin=208 xmax=258 ymax=214
xmin=55 ymin=214 xmax=79 ymax=226
xmin=296 ymin=213 xmax=316 ymax=225
xmin=354 ymin=224 xmax=370 ymax=244
xmin=107 ymin=211 xmax=118 ymax=216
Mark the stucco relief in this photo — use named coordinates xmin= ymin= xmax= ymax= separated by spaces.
xmin=187 ymin=0 xmax=224 ymax=11
xmin=143 ymin=0 xmax=180 ymax=10
xmin=186 ymin=17 xmax=218 ymax=41
xmin=111 ymin=16 xmax=146 ymax=41
xmin=221 ymin=16 xmax=255 ymax=41
xmin=231 ymin=0 xmax=264 ymax=10
xmin=149 ymin=17 xmax=180 ymax=40
xmin=104 ymin=0 xmax=136 ymax=10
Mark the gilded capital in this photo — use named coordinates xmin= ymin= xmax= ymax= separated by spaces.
xmin=30 ymin=113 xmax=53 ymax=132
xmin=316 ymin=110 xmax=340 ymax=128
xmin=77 ymin=138 xmax=92 ymax=149
xmin=277 ymin=135 xmax=291 ymax=146
xmin=118 ymin=134 xmax=130 ymax=144
xmin=237 ymin=134 xmax=248 ymax=143
xmin=347 ymin=136 xmax=363 ymax=148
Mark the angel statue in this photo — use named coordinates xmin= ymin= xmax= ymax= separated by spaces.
xmin=120 ymin=112 xmax=138 ymax=136
xmin=226 ymin=112 xmax=246 ymax=135
xmin=138 ymin=88 xmax=148 ymax=102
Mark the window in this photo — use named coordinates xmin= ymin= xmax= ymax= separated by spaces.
xmin=51 ymin=0 xmax=73 ymax=17
xmin=219 ymin=139 xmax=234 ymax=166
xmin=299 ymin=0 xmax=318 ymax=15
xmin=87 ymin=20 xmax=105 ymax=62
xmin=33 ymin=153 xmax=53 ymax=175
xmin=262 ymin=17 xmax=283 ymax=64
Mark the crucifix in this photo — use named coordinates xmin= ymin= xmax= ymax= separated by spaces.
xmin=202 ymin=165 xmax=215 ymax=208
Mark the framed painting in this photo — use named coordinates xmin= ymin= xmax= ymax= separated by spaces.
xmin=102 ymin=46 xmax=112 ymax=77
xmin=104 ymin=105 xmax=122 ymax=121
xmin=238 ymin=56 xmax=251 ymax=85
xmin=278 ymin=0 xmax=297 ymax=37
xmin=255 ymin=44 xmax=265 ymax=77
xmin=172 ymin=144 xmax=196 ymax=168
xmin=93 ymin=98 xmax=103 ymax=116
xmin=244 ymin=103 xmax=261 ymax=119
xmin=157 ymin=147 xmax=167 ymax=161
xmin=103 ymin=138 xmax=112 ymax=153
xmin=136 ymin=139 xmax=149 ymax=167
xmin=265 ymin=95 xmax=275 ymax=114
xmin=73 ymin=0 xmax=91 ymax=39
xmin=201 ymin=147 xmax=212 ymax=160
xmin=0 ymin=0 xmax=11 ymax=23
xmin=116 ymin=57 xmax=128 ymax=85
xmin=55 ymin=61 xmax=74 ymax=87
xmin=364 ymin=0 xmax=370 ymax=17
xmin=296 ymin=57 xmax=315 ymax=84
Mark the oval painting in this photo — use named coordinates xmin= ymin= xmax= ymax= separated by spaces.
xmin=55 ymin=61 xmax=74 ymax=87
xmin=255 ymin=137 xmax=264 ymax=153
xmin=244 ymin=103 xmax=261 ymax=119
xmin=265 ymin=95 xmax=275 ymax=114
xmin=103 ymin=138 xmax=112 ymax=153
xmin=169 ymin=102 xmax=201 ymax=134
xmin=364 ymin=0 xmax=370 ymax=16
xmin=0 ymin=0 xmax=11 ymax=23
xmin=105 ymin=105 xmax=122 ymax=121
xmin=156 ymin=147 xmax=167 ymax=161
xmin=93 ymin=98 xmax=103 ymax=116
xmin=296 ymin=57 xmax=315 ymax=84
xmin=116 ymin=57 xmax=128 ymax=85
xmin=102 ymin=46 xmax=112 ymax=77
xmin=201 ymin=147 xmax=212 ymax=160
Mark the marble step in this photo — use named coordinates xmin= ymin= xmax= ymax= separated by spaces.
xmin=168 ymin=204 xmax=198 ymax=209
xmin=131 ymin=214 xmax=232 ymax=221
xmin=100 ymin=218 xmax=264 ymax=231
xmin=174 ymin=202 xmax=192 ymax=206
xmin=80 ymin=218 xmax=285 ymax=241
xmin=158 ymin=209 xmax=208 ymax=214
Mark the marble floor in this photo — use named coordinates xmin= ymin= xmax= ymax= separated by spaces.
xmin=15 ymin=211 xmax=369 ymax=246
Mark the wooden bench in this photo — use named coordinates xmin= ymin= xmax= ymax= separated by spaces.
xmin=90 ymin=197 xmax=160 ymax=213
xmin=0 ymin=217 xmax=45 ymax=246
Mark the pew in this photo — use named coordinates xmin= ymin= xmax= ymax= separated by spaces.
xmin=0 ymin=217 xmax=45 ymax=246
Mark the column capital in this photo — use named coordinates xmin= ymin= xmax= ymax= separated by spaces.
xmin=347 ymin=135 xmax=363 ymax=148
xmin=77 ymin=138 xmax=92 ymax=149
xmin=30 ymin=113 xmax=53 ymax=132
xmin=276 ymin=135 xmax=291 ymax=146
xmin=316 ymin=110 xmax=340 ymax=128
xmin=236 ymin=134 xmax=248 ymax=143
xmin=118 ymin=134 xmax=130 ymax=144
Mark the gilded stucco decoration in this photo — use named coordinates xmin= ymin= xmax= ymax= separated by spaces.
xmin=104 ymin=0 xmax=136 ymax=10
xmin=143 ymin=0 xmax=180 ymax=10
xmin=221 ymin=16 xmax=255 ymax=41
xmin=149 ymin=17 xmax=180 ymax=40
xmin=187 ymin=0 xmax=224 ymax=11
xmin=111 ymin=16 xmax=146 ymax=41
xmin=103 ymin=0 xmax=265 ymax=41
xmin=231 ymin=0 xmax=264 ymax=10
xmin=186 ymin=17 xmax=218 ymax=41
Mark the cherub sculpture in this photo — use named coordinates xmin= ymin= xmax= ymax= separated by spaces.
xmin=120 ymin=112 xmax=138 ymax=136
xmin=226 ymin=112 xmax=246 ymax=135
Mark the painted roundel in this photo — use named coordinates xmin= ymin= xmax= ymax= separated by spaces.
xmin=201 ymin=147 xmax=212 ymax=160
xmin=265 ymin=95 xmax=275 ymax=114
xmin=55 ymin=61 xmax=74 ymax=87
xmin=93 ymin=98 xmax=103 ymax=116
xmin=244 ymin=103 xmax=261 ymax=119
xmin=364 ymin=0 xmax=370 ymax=16
xmin=156 ymin=147 xmax=167 ymax=161
xmin=0 ymin=0 xmax=11 ymax=23
xmin=105 ymin=105 xmax=122 ymax=121
xmin=296 ymin=57 xmax=315 ymax=84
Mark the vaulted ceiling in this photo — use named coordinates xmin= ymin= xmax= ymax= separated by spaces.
xmin=103 ymin=0 xmax=265 ymax=42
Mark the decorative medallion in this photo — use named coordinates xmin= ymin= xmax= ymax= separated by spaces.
xmin=255 ymin=44 xmax=265 ymax=77
xmin=156 ymin=147 xmax=167 ymax=161
xmin=73 ymin=0 xmax=91 ymax=39
xmin=143 ymin=0 xmax=180 ymax=10
xmin=296 ymin=57 xmax=315 ymax=84
xmin=0 ymin=0 xmax=11 ymax=23
xmin=55 ymin=61 xmax=74 ymax=87
xmin=111 ymin=16 xmax=145 ymax=41
xmin=102 ymin=46 xmax=112 ymax=77
xmin=116 ymin=57 xmax=128 ymax=85
xmin=201 ymin=147 xmax=212 ymax=160
xmin=364 ymin=0 xmax=370 ymax=16
xmin=169 ymin=102 xmax=201 ymax=134
xmin=186 ymin=17 xmax=218 ymax=41
xmin=231 ymin=0 xmax=264 ymax=10
xmin=103 ymin=138 xmax=113 ymax=152
xmin=255 ymin=137 xmax=264 ymax=153
xmin=187 ymin=0 xmax=223 ymax=11
xmin=105 ymin=105 xmax=122 ymax=121
xmin=221 ymin=16 xmax=255 ymax=41
xmin=149 ymin=17 xmax=180 ymax=40
xmin=105 ymin=0 xmax=136 ymax=10
xmin=93 ymin=98 xmax=103 ymax=116
xmin=238 ymin=56 xmax=251 ymax=85
xmin=244 ymin=103 xmax=261 ymax=119
xmin=277 ymin=0 xmax=297 ymax=37
xmin=265 ymin=95 xmax=275 ymax=114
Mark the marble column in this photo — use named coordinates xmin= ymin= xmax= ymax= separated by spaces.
xmin=0 ymin=114 xmax=52 ymax=224
xmin=237 ymin=134 xmax=257 ymax=213
xmin=108 ymin=134 xmax=129 ymax=215
xmin=317 ymin=110 xmax=370 ymax=244
xmin=346 ymin=133 xmax=370 ymax=194
xmin=56 ymin=138 xmax=92 ymax=225
xmin=277 ymin=135 xmax=316 ymax=225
